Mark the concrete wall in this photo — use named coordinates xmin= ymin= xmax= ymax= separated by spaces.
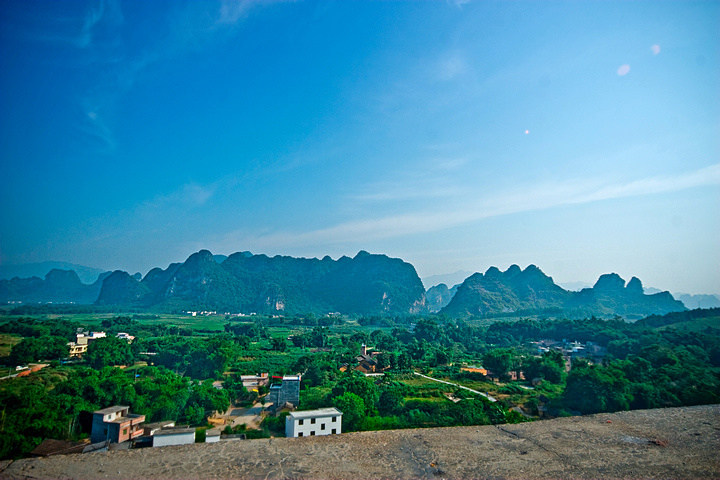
xmin=91 ymin=416 xmax=122 ymax=444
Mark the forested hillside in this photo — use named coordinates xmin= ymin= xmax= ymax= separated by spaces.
xmin=442 ymin=266 xmax=685 ymax=319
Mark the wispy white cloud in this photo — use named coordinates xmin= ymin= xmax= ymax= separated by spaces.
xmin=141 ymin=182 xmax=220 ymax=212
xmin=76 ymin=0 xmax=123 ymax=48
xmin=569 ymin=163 xmax=720 ymax=205
xmin=36 ymin=0 xmax=272 ymax=153
xmin=217 ymin=0 xmax=254 ymax=25
xmin=446 ymin=0 xmax=472 ymax=9
xmin=437 ymin=53 xmax=468 ymax=81
xmin=216 ymin=163 xmax=720 ymax=251
xmin=347 ymin=155 xmax=471 ymax=203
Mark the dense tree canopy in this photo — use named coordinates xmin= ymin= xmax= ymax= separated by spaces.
xmin=84 ymin=336 xmax=134 ymax=369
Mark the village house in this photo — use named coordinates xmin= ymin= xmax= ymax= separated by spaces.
xmin=142 ymin=420 xmax=175 ymax=436
xmin=205 ymin=428 xmax=221 ymax=443
xmin=67 ymin=331 xmax=106 ymax=358
xmin=460 ymin=365 xmax=488 ymax=376
xmin=285 ymin=408 xmax=342 ymax=438
xmin=267 ymin=374 xmax=301 ymax=408
xmin=339 ymin=344 xmax=384 ymax=374
xmin=68 ymin=331 xmax=137 ymax=358
xmin=485 ymin=369 xmax=525 ymax=382
xmin=90 ymin=405 xmax=145 ymax=444
xmin=240 ymin=372 xmax=269 ymax=392
xmin=116 ymin=332 xmax=135 ymax=343
xmin=152 ymin=427 xmax=196 ymax=447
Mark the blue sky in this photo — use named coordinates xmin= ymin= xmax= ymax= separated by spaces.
xmin=1 ymin=0 xmax=718 ymax=294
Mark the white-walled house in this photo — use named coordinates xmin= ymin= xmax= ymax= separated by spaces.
xmin=205 ymin=428 xmax=221 ymax=443
xmin=285 ymin=408 xmax=342 ymax=438
xmin=152 ymin=427 xmax=196 ymax=447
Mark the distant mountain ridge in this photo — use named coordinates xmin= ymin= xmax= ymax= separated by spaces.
xmin=95 ymin=250 xmax=427 ymax=315
xmin=0 ymin=262 xmax=107 ymax=284
xmin=0 ymin=253 xmax=693 ymax=319
xmin=0 ymin=269 xmax=110 ymax=304
xmin=675 ymin=293 xmax=720 ymax=309
xmin=441 ymin=265 xmax=685 ymax=319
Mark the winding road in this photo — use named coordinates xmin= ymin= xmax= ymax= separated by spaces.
xmin=413 ymin=372 xmax=497 ymax=402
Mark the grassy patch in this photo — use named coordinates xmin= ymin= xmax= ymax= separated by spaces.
xmin=0 ymin=313 xmax=231 ymax=332
xmin=404 ymin=396 xmax=449 ymax=403
xmin=398 ymin=376 xmax=438 ymax=387
xmin=0 ymin=333 xmax=22 ymax=357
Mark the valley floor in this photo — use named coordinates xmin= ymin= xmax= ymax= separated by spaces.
xmin=2 ymin=404 xmax=718 ymax=479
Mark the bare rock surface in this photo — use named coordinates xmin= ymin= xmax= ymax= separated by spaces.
xmin=2 ymin=405 xmax=718 ymax=479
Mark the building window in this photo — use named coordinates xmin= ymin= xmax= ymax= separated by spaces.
xmin=299 ymin=419 xmax=304 ymax=425
xmin=311 ymin=418 xmax=316 ymax=424
xmin=298 ymin=432 xmax=303 ymax=437
xmin=123 ymin=428 xmax=127 ymax=435
xmin=321 ymin=424 xmax=325 ymax=430
xmin=332 ymin=429 xmax=337 ymax=434
xmin=332 ymin=416 xmax=336 ymax=422
xmin=310 ymin=431 xmax=315 ymax=436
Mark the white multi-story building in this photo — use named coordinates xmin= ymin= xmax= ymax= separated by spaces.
xmin=285 ymin=408 xmax=342 ymax=438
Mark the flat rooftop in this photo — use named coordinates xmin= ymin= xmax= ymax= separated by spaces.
xmin=287 ymin=408 xmax=342 ymax=419
xmin=93 ymin=405 xmax=129 ymax=415
xmin=153 ymin=428 xmax=195 ymax=436
xmin=106 ymin=413 xmax=145 ymax=424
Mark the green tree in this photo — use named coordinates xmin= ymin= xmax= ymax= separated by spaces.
xmin=223 ymin=374 xmax=249 ymax=404
xmin=309 ymin=327 xmax=329 ymax=348
xmin=563 ymin=363 xmax=632 ymax=414
xmin=302 ymin=364 xmax=327 ymax=388
xmin=378 ymin=389 xmax=405 ymax=416
xmin=331 ymin=375 xmax=380 ymax=415
xmin=396 ymin=353 xmax=413 ymax=372
xmin=414 ymin=318 xmax=442 ymax=343
xmin=521 ymin=356 xmax=542 ymax=380
xmin=270 ymin=336 xmax=288 ymax=352
xmin=9 ymin=336 xmax=68 ymax=365
xmin=483 ymin=348 xmax=514 ymax=381
xmin=540 ymin=350 xmax=566 ymax=383
xmin=332 ymin=392 xmax=365 ymax=431
xmin=85 ymin=336 xmax=134 ymax=369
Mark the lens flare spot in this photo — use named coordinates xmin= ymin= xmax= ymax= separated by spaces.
xmin=525 ymin=130 xmax=530 ymax=134
xmin=651 ymin=44 xmax=661 ymax=55
xmin=617 ymin=64 xmax=630 ymax=76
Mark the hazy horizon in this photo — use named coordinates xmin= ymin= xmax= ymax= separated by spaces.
xmin=1 ymin=1 xmax=718 ymax=296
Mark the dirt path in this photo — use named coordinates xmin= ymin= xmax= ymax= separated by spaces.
xmin=2 ymin=405 xmax=718 ymax=479
xmin=230 ymin=403 xmax=264 ymax=429
xmin=414 ymin=371 xmax=497 ymax=401
xmin=213 ymin=402 xmax=265 ymax=430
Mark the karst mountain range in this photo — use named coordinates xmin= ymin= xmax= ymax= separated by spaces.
xmin=0 ymin=250 xmax=694 ymax=318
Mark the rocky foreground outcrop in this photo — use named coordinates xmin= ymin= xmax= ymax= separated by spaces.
xmin=2 ymin=405 xmax=718 ymax=479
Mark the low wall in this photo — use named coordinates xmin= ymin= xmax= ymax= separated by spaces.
xmin=2 ymin=405 xmax=718 ymax=479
